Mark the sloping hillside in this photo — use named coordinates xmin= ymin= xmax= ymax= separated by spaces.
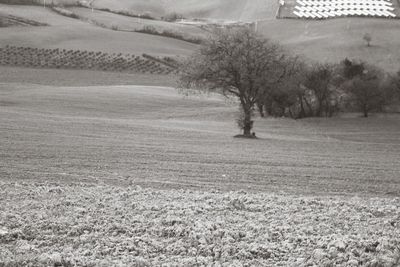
xmin=66 ymin=7 xmax=207 ymax=39
xmin=0 ymin=2 xmax=399 ymax=72
xmin=258 ymin=17 xmax=400 ymax=72
xmin=0 ymin=4 xmax=197 ymax=57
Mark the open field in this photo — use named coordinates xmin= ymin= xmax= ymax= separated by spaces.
xmin=1 ymin=81 xmax=399 ymax=196
xmin=1 ymin=72 xmax=399 ymax=266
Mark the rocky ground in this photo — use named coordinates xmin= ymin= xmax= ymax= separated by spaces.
xmin=0 ymin=182 xmax=399 ymax=267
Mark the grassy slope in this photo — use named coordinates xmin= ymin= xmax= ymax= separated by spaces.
xmin=0 ymin=4 xmax=197 ymax=57
xmin=1 ymin=82 xmax=399 ymax=196
xmin=258 ymin=17 xmax=400 ymax=72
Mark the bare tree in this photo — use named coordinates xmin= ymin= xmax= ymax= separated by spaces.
xmin=179 ymin=28 xmax=287 ymax=137
xmin=363 ymin=33 xmax=372 ymax=47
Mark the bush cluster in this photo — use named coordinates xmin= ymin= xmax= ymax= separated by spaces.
xmin=0 ymin=45 xmax=177 ymax=74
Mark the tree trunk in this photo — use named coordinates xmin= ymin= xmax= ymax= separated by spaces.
xmin=242 ymin=107 xmax=253 ymax=136
xmin=304 ymin=97 xmax=313 ymax=117
xmin=363 ymin=103 xmax=369 ymax=117
xmin=298 ymin=95 xmax=306 ymax=119
xmin=257 ymin=102 xmax=265 ymax=117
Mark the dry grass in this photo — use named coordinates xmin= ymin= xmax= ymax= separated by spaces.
xmin=0 ymin=82 xmax=399 ymax=196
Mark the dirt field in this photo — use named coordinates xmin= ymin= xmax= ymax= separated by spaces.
xmin=1 ymin=79 xmax=399 ymax=197
xmin=0 ymin=183 xmax=399 ymax=266
xmin=1 ymin=70 xmax=399 ymax=266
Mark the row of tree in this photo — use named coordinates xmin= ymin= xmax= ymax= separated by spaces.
xmin=179 ymin=28 xmax=400 ymax=136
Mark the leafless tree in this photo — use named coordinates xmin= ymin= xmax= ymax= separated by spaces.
xmin=179 ymin=27 xmax=288 ymax=137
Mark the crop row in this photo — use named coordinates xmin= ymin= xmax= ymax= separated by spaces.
xmin=0 ymin=45 xmax=177 ymax=74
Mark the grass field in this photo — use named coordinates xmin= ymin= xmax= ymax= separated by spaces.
xmin=1 ymin=80 xmax=399 ymax=196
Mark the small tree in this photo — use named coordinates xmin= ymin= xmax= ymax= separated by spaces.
xmin=363 ymin=33 xmax=372 ymax=47
xmin=179 ymin=28 xmax=287 ymax=137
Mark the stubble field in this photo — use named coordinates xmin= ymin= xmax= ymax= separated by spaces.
xmin=0 ymin=70 xmax=400 ymax=266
